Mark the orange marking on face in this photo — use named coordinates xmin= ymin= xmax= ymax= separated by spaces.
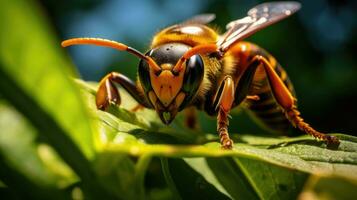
xmin=148 ymin=91 xmax=157 ymax=108
xmin=175 ymin=92 xmax=186 ymax=107
xmin=161 ymin=63 xmax=173 ymax=70
xmin=150 ymin=64 xmax=186 ymax=107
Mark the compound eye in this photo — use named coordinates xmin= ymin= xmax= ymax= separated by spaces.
xmin=182 ymin=54 xmax=204 ymax=95
xmin=138 ymin=52 xmax=152 ymax=93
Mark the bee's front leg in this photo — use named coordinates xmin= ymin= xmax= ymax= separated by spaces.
xmin=184 ymin=107 xmax=198 ymax=129
xmin=213 ymin=75 xmax=235 ymax=149
xmin=96 ymin=72 xmax=151 ymax=110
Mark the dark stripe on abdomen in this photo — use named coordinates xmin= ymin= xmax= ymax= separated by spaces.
xmin=248 ymin=91 xmax=290 ymax=133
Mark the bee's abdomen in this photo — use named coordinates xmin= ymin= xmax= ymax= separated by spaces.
xmin=248 ymin=60 xmax=296 ymax=134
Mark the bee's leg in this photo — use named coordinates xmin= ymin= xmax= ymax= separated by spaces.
xmin=206 ymin=58 xmax=265 ymax=149
xmin=184 ymin=107 xmax=198 ymax=129
xmin=245 ymin=95 xmax=260 ymax=101
xmin=130 ymin=104 xmax=145 ymax=112
xmin=255 ymin=56 xmax=340 ymax=146
xmin=96 ymin=72 xmax=151 ymax=110
xmin=213 ymin=75 xmax=235 ymax=149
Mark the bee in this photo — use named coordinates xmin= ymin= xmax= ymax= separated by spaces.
xmin=62 ymin=2 xmax=339 ymax=149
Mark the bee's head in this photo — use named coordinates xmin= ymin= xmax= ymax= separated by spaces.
xmin=138 ymin=43 xmax=205 ymax=124
xmin=60 ymin=38 xmax=217 ymax=125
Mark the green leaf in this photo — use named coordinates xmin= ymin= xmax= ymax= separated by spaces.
xmin=0 ymin=102 xmax=77 ymax=188
xmin=0 ymin=103 xmax=58 ymax=186
xmin=205 ymin=158 xmax=260 ymax=199
xmin=0 ymin=151 xmax=68 ymax=200
xmin=94 ymin=152 xmax=152 ymax=200
xmin=94 ymin=153 xmax=137 ymax=199
xmin=77 ymin=80 xmax=357 ymax=199
xmin=232 ymin=157 xmax=307 ymax=199
xmin=301 ymin=175 xmax=357 ymax=200
xmin=184 ymin=158 xmax=232 ymax=198
xmin=0 ymin=103 xmax=70 ymax=200
xmin=161 ymin=158 xmax=231 ymax=200
xmin=0 ymin=0 xmax=117 ymax=199
xmin=0 ymin=0 xmax=94 ymax=158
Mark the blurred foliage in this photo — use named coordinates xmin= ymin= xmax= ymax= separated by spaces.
xmin=0 ymin=0 xmax=357 ymax=199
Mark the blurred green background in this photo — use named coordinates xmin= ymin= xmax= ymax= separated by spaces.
xmin=42 ymin=0 xmax=357 ymax=134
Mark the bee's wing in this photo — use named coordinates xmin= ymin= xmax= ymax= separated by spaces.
xmin=218 ymin=2 xmax=301 ymax=52
xmin=181 ymin=14 xmax=216 ymax=25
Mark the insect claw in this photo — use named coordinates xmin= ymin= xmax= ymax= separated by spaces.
xmin=221 ymin=138 xmax=234 ymax=149
xmin=97 ymin=103 xmax=108 ymax=111
xmin=97 ymin=105 xmax=104 ymax=110
xmin=325 ymin=135 xmax=340 ymax=150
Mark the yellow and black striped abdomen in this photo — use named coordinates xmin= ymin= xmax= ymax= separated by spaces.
xmin=247 ymin=51 xmax=296 ymax=134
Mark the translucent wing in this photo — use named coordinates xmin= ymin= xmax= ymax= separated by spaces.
xmin=181 ymin=13 xmax=216 ymax=25
xmin=217 ymin=2 xmax=301 ymax=52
